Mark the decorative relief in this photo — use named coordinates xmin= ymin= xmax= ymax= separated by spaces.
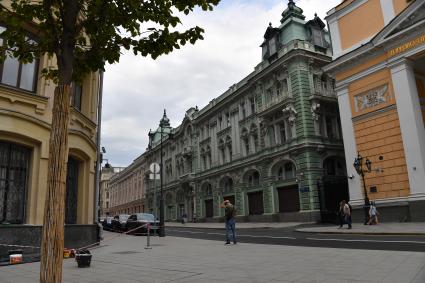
xmin=311 ymin=102 xmax=320 ymax=121
xmin=354 ymin=84 xmax=390 ymax=112
xmin=282 ymin=104 xmax=297 ymax=125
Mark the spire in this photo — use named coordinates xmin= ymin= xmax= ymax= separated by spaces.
xmin=281 ymin=0 xmax=305 ymax=23
xmin=159 ymin=109 xmax=170 ymax=128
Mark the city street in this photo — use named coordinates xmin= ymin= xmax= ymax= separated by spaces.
xmin=1 ymin=226 xmax=425 ymax=283
xmin=166 ymin=224 xmax=425 ymax=253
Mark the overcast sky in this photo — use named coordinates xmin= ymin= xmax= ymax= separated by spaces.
xmin=101 ymin=0 xmax=341 ymax=167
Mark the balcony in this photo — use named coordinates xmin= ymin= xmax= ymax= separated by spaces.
xmin=258 ymin=93 xmax=293 ymax=115
xmin=313 ymin=82 xmax=336 ymax=98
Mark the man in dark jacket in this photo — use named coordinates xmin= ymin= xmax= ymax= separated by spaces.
xmin=220 ymin=199 xmax=237 ymax=245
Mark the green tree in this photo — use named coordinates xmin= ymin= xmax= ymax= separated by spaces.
xmin=0 ymin=0 xmax=220 ymax=282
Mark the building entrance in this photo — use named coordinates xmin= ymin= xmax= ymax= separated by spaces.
xmin=320 ymin=176 xmax=349 ymax=223
xmin=248 ymin=191 xmax=263 ymax=215
xmin=205 ymin=199 xmax=213 ymax=218
xmin=277 ymin=185 xmax=300 ymax=212
xmin=0 ymin=142 xmax=30 ymax=224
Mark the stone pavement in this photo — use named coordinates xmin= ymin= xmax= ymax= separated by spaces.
xmin=1 ymin=231 xmax=424 ymax=283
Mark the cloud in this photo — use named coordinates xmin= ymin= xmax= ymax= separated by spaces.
xmin=101 ymin=0 xmax=340 ymax=167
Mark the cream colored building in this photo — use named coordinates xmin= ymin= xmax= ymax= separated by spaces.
xmin=108 ymin=156 xmax=147 ymax=216
xmin=0 ymin=30 xmax=102 ymax=256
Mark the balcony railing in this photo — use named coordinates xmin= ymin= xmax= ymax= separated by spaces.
xmin=313 ymin=82 xmax=336 ymax=98
xmin=258 ymin=92 xmax=292 ymax=112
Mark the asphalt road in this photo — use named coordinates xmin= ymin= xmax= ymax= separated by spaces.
xmin=166 ymin=225 xmax=425 ymax=252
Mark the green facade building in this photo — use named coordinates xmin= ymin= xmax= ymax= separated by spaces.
xmin=142 ymin=1 xmax=347 ymax=222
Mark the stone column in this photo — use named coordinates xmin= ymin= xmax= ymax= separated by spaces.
xmin=391 ymin=59 xmax=425 ymax=197
xmin=337 ymin=86 xmax=363 ymax=202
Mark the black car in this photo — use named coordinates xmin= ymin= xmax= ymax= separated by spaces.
xmin=111 ymin=214 xmax=130 ymax=232
xmin=125 ymin=213 xmax=158 ymax=235
xmin=102 ymin=216 xmax=114 ymax=231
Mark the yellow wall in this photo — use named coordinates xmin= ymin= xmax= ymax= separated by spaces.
xmin=393 ymin=0 xmax=411 ymax=15
xmin=0 ymin=53 xmax=99 ymax=225
xmin=354 ymin=108 xmax=410 ymax=199
xmin=338 ymin=0 xmax=385 ymax=50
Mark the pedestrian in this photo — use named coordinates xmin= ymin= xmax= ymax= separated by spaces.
xmin=181 ymin=212 xmax=187 ymax=224
xmin=337 ymin=201 xmax=345 ymax=228
xmin=342 ymin=200 xmax=352 ymax=229
xmin=367 ymin=201 xmax=380 ymax=225
xmin=220 ymin=199 xmax=237 ymax=245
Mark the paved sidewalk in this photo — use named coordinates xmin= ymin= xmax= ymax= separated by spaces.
xmin=1 ymin=231 xmax=424 ymax=283
xmin=295 ymin=223 xmax=425 ymax=235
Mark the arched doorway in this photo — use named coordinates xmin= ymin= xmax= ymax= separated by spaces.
xmin=271 ymin=161 xmax=299 ymax=213
xmin=202 ymin=182 xmax=214 ymax=218
xmin=243 ymin=170 xmax=263 ymax=215
xmin=320 ymin=157 xmax=349 ymax=223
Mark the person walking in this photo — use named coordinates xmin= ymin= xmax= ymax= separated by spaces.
xmin=342 ymin=200 xmax=352 ymax=229
xmin=367 ymin=201 xmax=380 ymax=225
xmin=220 ymin=199 xmax=237 ymax=245
xmin=337 ymin=201 xmax=345 ymax=228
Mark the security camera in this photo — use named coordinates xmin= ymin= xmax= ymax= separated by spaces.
xmin=348 ymin=174 xmax=355 ymax=180
xmin=101 ymin=147 xmax=106 ymax=153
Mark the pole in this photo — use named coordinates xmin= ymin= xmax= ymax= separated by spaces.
xmin=361 ymin=171 xmax=370 ymax=224
xmin=159 ymin=125 xmax=165 ymax=237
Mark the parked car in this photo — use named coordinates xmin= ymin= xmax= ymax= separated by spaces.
xmin=126 ymin=213 xmax=158 ymax=235
xmin=102 ymin=216 xmax=113 ymax=231
xmin=111 ymin=214 xmax=130 ymax=232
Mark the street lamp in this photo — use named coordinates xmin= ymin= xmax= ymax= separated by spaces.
xmin=353 ymin=153 xmax=371 ymax=224
xmin=153 ymin=109 xmax=173 ymax=237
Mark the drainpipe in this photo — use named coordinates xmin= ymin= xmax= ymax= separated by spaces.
xmin=94 ymin=69 xmax=104 ymax=224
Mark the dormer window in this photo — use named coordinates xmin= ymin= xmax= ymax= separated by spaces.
xmin=312 ymin=28 xmax=325 ymax=48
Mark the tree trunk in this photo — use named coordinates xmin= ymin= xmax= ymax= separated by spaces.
xmin=40 ymin=84 xmax=71 ymax=283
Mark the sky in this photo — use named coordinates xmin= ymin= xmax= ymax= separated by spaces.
xmin=101 ymin=0 xmax=341 ymax=167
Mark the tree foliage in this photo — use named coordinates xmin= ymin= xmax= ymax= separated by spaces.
xmin=0 ymin=0 xmax=220 ymax=84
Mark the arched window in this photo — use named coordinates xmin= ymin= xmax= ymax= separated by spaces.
xmin=248 ymin=171 xmax=260 ymax=186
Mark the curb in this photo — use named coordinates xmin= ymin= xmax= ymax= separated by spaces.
xmin=294 ymin=229 xmax=425 ymax=236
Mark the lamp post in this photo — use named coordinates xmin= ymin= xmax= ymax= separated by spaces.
xmin=353 ymin=153 xmax=371 ymax=224
xmin=156 ymin=109 xmax=173 ymax=237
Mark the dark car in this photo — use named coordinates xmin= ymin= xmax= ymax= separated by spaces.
xmin=126 ymin=213 xmax=158 ymax=235
xmin=102 ymin=216 xmax=113 ymax=231
xmin=111 ymin=214 xmax=130 ymax=232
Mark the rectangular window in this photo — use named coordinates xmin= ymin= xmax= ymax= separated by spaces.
xmin=71 ymin=83 xmax=83 ymax=111
xmin=279 ymin=123 xmax=286 ymax=143
xmin=326 ymin=116 xmax=335 ymax=139
xmin=250 ymin=98 xmax=255 ymax=114
xmin=0 ymin=27 xmax=38 ymax=92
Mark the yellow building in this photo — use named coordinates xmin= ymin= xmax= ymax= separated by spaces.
xmin=325 ymin=0 xmax=425 ymax=221
xmin=0 ymin=33 xmax=101 ymax=257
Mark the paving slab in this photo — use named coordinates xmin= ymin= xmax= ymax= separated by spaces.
xmin=1 ymin=231 xmax=424 ymax=283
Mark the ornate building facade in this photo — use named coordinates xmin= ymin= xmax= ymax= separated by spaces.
xmin=325 ymin=0 xmax=425 ymax=221
xmin=108 ymin=156 xmax=147 ymax=216
xmin=140 ymin=1 xmax=347 ymax=223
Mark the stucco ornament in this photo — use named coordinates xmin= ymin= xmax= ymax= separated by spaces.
xmin=311 ymin=102 xmax=320 ymax=121
xmin=354 ymin=84 xmax=389 ymax=112
xmin=283 ymin=104 xmax=297 ymax=125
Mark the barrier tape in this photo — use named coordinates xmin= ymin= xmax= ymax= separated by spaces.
xmin=0 ymin=223 xmax=159 ymax=253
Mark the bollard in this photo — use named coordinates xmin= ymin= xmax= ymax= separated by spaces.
xmin=145 ymin=224 xmax=152 ymax=249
